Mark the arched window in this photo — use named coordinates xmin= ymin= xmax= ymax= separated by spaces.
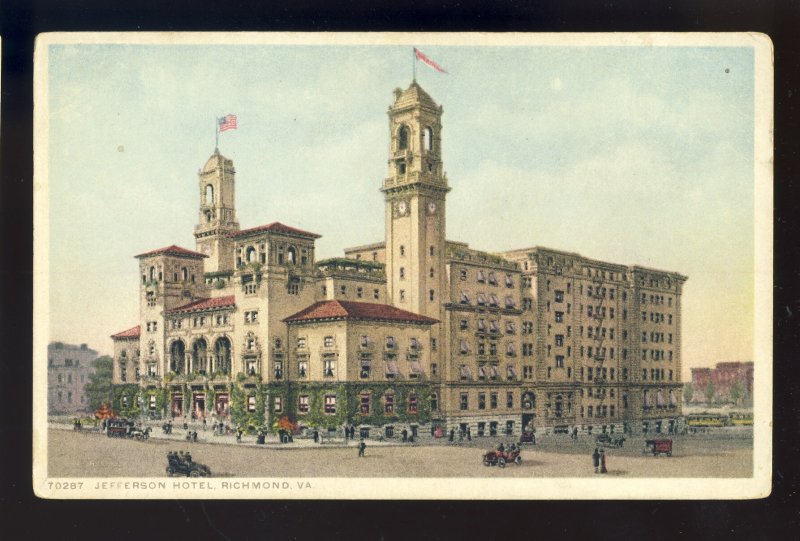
xmin=181 ymin=267 xmax=188 ymax=281
xmin=522 ymin=392 xmax=535 ymax=409
xmin=423 ymin=127 xmax=433 ymax=151
xmin=205 ymin=184 xmax=214 ymax=204
xmin=246 ymin=246 xmax=257 ymax=263
xmin=398 ymin=125 xmax=409 ymax=150
xmin=214 ymin=337 xmax=231 ymax=375
xmin=170 ymin=340 xmax=186 ymax=374
xmin=149 ymin=266 xmax=156 ymax=281
xmin=399 ymin=245 xmax=405 ymax=256
xmin=287 ymin=246 xmax=297 ymax=265
xmin=192 ymin=338 xmax=208 ymax=374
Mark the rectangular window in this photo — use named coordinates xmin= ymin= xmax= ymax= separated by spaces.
xmin=490 ymin=393 xmax=498 ymax=409
xmin=248 ymin=395 xmax=257 ymax=412
xmin=555 ymin=290 xmax=564 ymax=302
xmin=324 ymin=336 xmax=334 ymax=347
xmin=507 ymin=392 xmax=514 ymax=409
xmin=298 ymin=395 xmax=309 ymax=413
xmin=357 ymin=287 xmax=363 ymax=298
xmin=384 ymin=395 xmax=394 ymax=414
xmin=323 ymin=357 xmax=336 ymax=378
xmin=324 ymin=395 xmax=337 ymax=414
xmin=555 ymin=334 xmax=564 ymax=347
xmin=459 ymin=319 xmax=468 ymax=330
xmin=478 ymin=393 xmax=486 ymax=410
xmin=274 ymin=397 xmax=283 ymax=413
xmin=555 ymin=355 xmax=564 ymax=368
xmin=460 ymin=393 xmax=469 ymax=410
xmin=360 ymin=394 xmax=370 ymax=414
xmin=408 ymin=394 xmax=418 ymax=413
xmin=374 ymin=289 xmax=380 ymax=300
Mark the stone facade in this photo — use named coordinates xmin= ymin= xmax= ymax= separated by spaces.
xmin=111 ymin=81 xmax=687 ymax=437
xmin=48 ymin=342 xmax=97 ymax=415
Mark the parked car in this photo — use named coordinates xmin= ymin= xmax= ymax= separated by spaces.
xmin=483 ymin=447 xmax=522 ymax=468
xmin=644 ymin=438 xmax=673 ymax=457
xmin=166 ymin=452 xmax=212 ymax=477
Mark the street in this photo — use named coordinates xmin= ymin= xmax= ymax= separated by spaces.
xmin=48 ymin=426 xmax=752 ymax=478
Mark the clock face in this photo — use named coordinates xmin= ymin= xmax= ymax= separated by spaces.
xmin=427 ymin=201 xmax=437 ymax=214
xmin=397 ymin=201 xmax=408 ymax=215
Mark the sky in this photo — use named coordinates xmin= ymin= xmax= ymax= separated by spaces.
xmin=43 ymin=38 xmax=758 ymax=378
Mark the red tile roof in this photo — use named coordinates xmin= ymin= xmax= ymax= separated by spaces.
xmin=167 ymin=295 xmax=236 ymax=315
xmin=284 ymin=300 xmax=438 ymax=325
xmin=231 ymin=222 xmax=321 ymax=240
xmin=135 ymin=245 xmax=207 ymax=259
xmin=111 ymin=325 xmax=141 ymax=339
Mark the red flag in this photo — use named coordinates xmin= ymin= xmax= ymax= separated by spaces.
xmin=218 ymin=114 xmax=238 ymax=132
xmin=414 ymin=48 xmax=447 ymax=74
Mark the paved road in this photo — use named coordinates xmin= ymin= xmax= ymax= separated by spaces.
xmin=48 ymin=428 xmax=752 ymax=478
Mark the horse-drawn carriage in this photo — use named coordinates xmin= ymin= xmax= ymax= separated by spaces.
xmin=595 ymin=433 xmax=626 ymax=448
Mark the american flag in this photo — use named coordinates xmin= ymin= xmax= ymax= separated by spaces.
xmin=218 ymin=114 xmax=238 ymax=132
xmin=414 ymin=48 xmax=447 ymax=74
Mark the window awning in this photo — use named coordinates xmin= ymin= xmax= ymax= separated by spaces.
xmin=656 ymin=391 xmax=664 ymax=406
xmin=490 ymin=366 xmax=500 ymax=378
xmin=477 ymin=320 xmax=486 ymax=331
xmin=507 ymin=366 xmax=516 ymax=378
xmin=669 ymin=391 xmax=677 ymax=405
xmin=478 ymin=366 xmax=487 ymax=378
xmin=505 ymin=275 xmax=514 ymax=286
xmin=410 ymin=361 xmax=423 ymax=374
xmin=460 ymin=340 xmax=469 ymax=353
xmin=385 ymin=360 xmax=399 ymax=375
xmin=477 ymin=293 xmax=487 ymax=304
xmin=506 ymin=322 xmax=515 ymax=333
xmin=490 ymin=294 xmax=499 ymax=306
xmin=460 ymin=292 xmax=470 ymax=303
xmin=460 ymin=365 xmax=471 ymax=378
xmin=360 ymin=359 xmax=371 ymax=367
xmin=489 ymin=321 xmax=499 ymax=332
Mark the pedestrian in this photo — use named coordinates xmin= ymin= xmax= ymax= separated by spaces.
xmin=358 ymin=438 xmax=366 ymax=457
xmin=592 ymin=448 xmax=601 ymax=473
xmin=202 ymin=418 xmax=207 ymax=431
xmin=467 ymin=427 xmax=472 ymax=441
xmin=236 ymin=428 xmax=242 ymax=444
xmin=600 ymin=449 xmax=608 ymax=474
xmin=313 ymin=429 xmax=319 ymax=443
xmin=183 ymin=421 xmax=188 ymax=431
xmin=449 ymin=429 xmax=455 ymax=442
xmin=402 ymin=429 xmax=408 ymax=443
xmin=351 ymin=425 xmax=356 ymax=440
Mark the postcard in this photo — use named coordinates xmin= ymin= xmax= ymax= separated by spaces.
xmin=33 ymin=32 xmax=772 ymax=499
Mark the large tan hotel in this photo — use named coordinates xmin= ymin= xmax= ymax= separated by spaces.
xmin=111 ymin=81 xmax=687 ymax=438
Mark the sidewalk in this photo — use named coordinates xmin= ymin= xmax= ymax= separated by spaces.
xmin=49 ymin=421 xmax=442 ymax=450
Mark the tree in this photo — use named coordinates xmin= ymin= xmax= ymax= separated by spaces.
xmin=683 ymin=383 xmax=693 ymax=404
xmin=84 ymin=355 xmax=113 ymax=411
xmin=730 ymin=381 xmax=743 ymax=405
xmin=704 ymin=381 xmax=716 ymax=404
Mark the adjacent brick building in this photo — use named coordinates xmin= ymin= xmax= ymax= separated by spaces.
xmin=48 ymin=342 xmax=97 ymax=415
xmin=690 ymin=362 xmax=753 ymax=404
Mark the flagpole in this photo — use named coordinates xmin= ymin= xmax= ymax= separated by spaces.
xmin=412 ymin=48 xmax=416 ymax=82
xmin=215 ymin=117 xmax=219 ymax=153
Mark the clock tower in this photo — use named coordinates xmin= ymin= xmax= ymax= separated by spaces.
xmin=194 ymin=150 xmax=240 ymax=273
xmin=382 ymin=81 xmax=450 ymax=326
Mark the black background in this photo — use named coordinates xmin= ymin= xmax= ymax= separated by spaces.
xmin=1 ymin=1 xmax=798 ymax=539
